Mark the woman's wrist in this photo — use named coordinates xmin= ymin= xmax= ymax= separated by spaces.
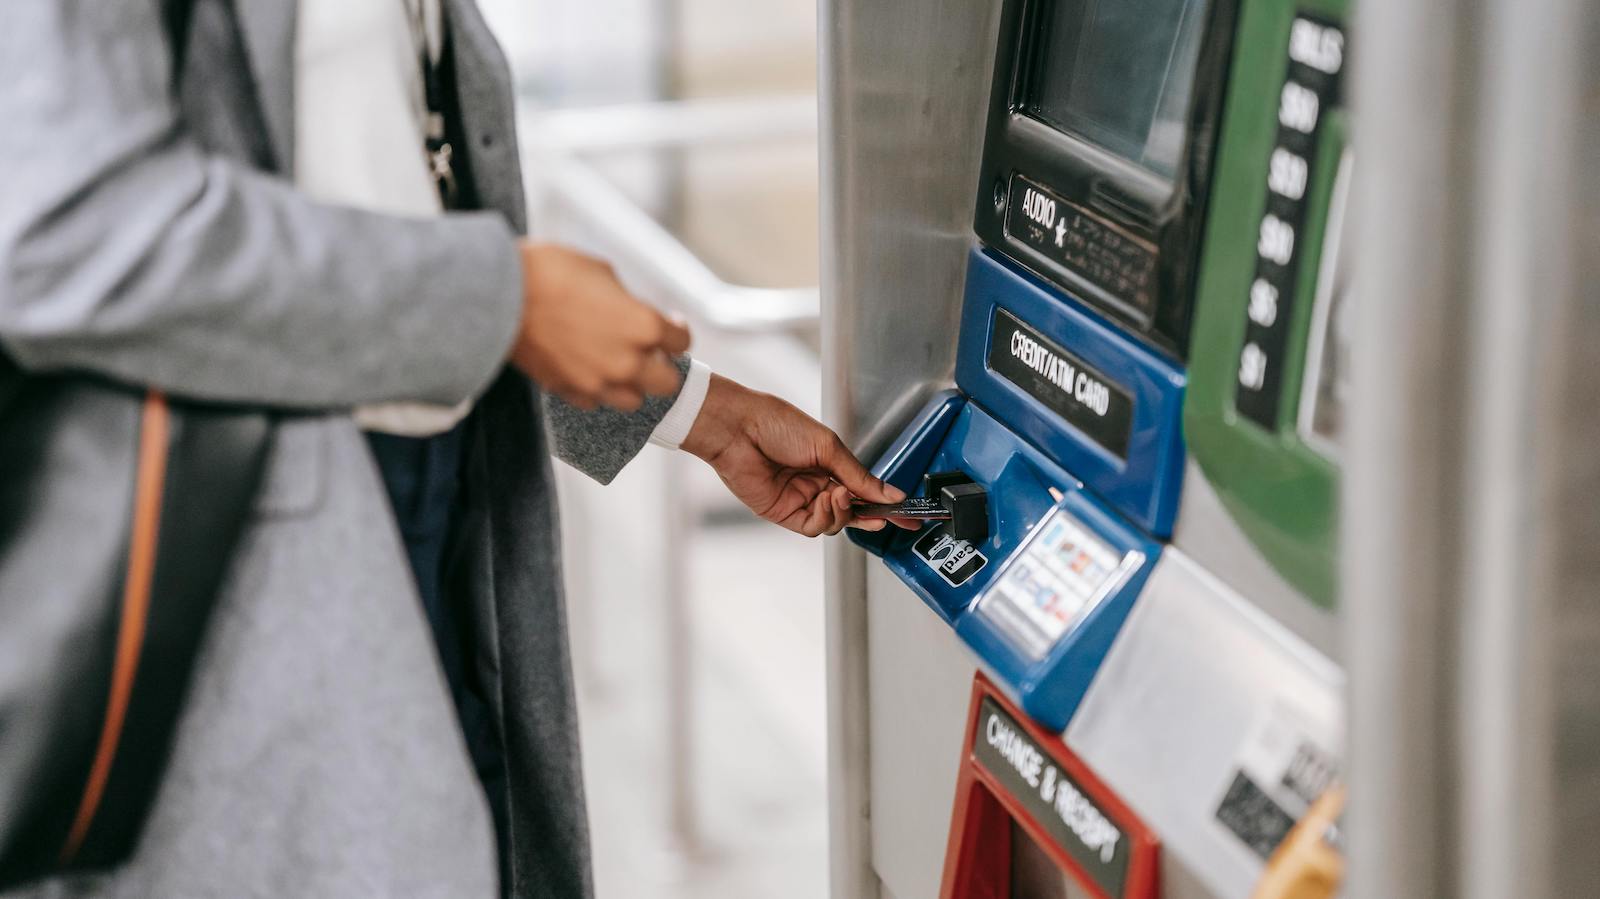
xmin=681 ymin=374 xmax=756 ymax=463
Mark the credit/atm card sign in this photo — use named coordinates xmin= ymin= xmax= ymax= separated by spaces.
xmin=973 ymin=697 xmax=1131 ymax=897
xmin=1005 ymin=174 xmax=1159 ymax=320
xmin=988 ymin=308 xmax=1134 ymax=458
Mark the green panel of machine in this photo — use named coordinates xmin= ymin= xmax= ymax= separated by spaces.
xmin=1185 ymin=0 xmax=1349 ymax=607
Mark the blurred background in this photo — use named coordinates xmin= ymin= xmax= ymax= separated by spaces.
xmin=477 ymin=1 xmax=825 ymax=895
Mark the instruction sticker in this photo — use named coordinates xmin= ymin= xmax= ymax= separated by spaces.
xmin=1005 ymin=174 xmax=1160 ymax=319
xmin=978 ymin=507 xmax=1140 ymax=659
xmin=913 ymin=524 xmax=989 ymax=587
xmin=1214 ymin=699 xmax=1341 ymax=859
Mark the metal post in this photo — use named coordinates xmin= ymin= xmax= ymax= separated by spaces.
xmin=1346 ymin=0 xmax=1597 ymax=895
xmin=1343 ymin=0 xmax=1477 ymax=890
xmin=818 ymin=0 xmax=876 ymax=891
xmin=1454 ymin=0 xmax=1585 ymax=893
xmin=819 ymin=0 xmax=1000 ymax=892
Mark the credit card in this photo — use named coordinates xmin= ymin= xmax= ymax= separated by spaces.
xmin=850 ymin=496 xmax=950 ymax=520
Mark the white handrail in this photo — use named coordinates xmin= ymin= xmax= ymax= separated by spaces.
xmin=520 ymin=97 xmax=821 ymax=333
xmin=529 ymin=153 xmax=819 ymax=332
xmin=524 ymin=94 xmax=817 ymax=155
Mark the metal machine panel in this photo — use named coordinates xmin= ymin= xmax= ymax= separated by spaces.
xmin=1174 ymin=459 xmax=1337 ymax=658
xmin=866 ymin=563 xmax=980 ymax=899
xmin=1065 ymin=550 xmax=1342 ymax=898
xmin=819 ymin=0 xmax=1005 ymax=891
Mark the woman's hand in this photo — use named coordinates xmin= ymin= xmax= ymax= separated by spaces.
xmin=681 ymin=374 xmax=905 ymax=537
xmin=508 ymin=242 xmax=690 ymax=411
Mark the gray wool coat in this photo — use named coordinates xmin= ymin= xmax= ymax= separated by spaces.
xmin=0 ymin=1 xmax=675 ymax=896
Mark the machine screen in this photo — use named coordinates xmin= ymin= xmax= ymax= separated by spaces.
xmin=1023 ymin=0 xmax=1210 ymax=181
xmin=978 ymin=508 xmax=1138 ymax=659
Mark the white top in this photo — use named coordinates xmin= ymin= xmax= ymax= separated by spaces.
xmin=649 ymin=358 xmax=711 ymax=449
xmin=293 ymin=0 xmax=707 ymax=443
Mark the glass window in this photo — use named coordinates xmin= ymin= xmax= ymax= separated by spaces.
xmin=1022 ymin=0 xmax=1211 ymax=181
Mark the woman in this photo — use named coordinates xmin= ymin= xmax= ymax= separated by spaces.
xmin=0 ymin=1 xmax=900 ymax=895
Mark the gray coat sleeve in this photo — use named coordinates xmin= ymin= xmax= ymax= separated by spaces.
xmin=544 ymin=354 xmax=691 ymax=484
xmin=0 ymin=2 xmax=521 ymax=410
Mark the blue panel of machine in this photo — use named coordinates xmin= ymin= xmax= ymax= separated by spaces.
xmin=847 ymin=397 xmax=1159 ymax=729
xmin=850 ymin=401 xmax=1062 ymax=621
xmin=846 ymin=389 xmax=966 ymax=559
xmin=954 ymin=488 xmax=1159 ymax=732
xmin=955 ymin=249 xmax=1187 ymax=537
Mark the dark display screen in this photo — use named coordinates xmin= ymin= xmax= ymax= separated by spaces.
xmin=1023 ymin=0 xmax=1211 ymax=180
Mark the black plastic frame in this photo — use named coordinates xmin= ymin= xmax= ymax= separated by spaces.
xmin=973 ymin=0 xmax=1239 ymax=360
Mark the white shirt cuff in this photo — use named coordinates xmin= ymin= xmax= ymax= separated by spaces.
xmin=649 ymin=358 xmax=712 ymax=450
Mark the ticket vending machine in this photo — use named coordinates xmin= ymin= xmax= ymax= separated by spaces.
xmin=847 ymin=0 xmax=1227 ymax=736
xmin=823 ymin=0 xmax=1352 ymax=896
xmin=1067 ymin=5 xmax=1351 ymax=894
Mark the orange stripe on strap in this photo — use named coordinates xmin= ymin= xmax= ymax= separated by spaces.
xmin=60 ymin=391 xmax=170 ymax=862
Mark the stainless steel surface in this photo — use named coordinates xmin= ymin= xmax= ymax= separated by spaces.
xmin=822 ymin=528 xmax=876 ymax=899
xmin=1552 ymin=14 xmax=1600 ymax=895
xmin=1172 ymin=460 xmax=1338 ymax=658
xmin=1066 ymin=550 xmax=1342 ymax=899
xmin=820 ymin=0 xmax=1003 ymax=446
xmin=820 ymin=0 xmax=1004 ymax=895
xmin=1459 ymin=1 xmax=1595 ymax=894
xmin=1346 ymin=0 xmax=1599 ymax=895
xmin=1343 ymin=0 xmax=1478 ymax=888
xmin=864 ymin=563 xmax=977 ymax=899
xmin=1158 ymin=855 xmax=1224 ymax=899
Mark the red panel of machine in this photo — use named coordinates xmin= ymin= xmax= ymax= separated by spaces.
xmin=941 ymin=674 xmax=1159 ymax=899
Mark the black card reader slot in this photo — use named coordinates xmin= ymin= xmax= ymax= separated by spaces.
xmin=852 ymin=468 xmax=991 ymax=543
xmin=941 ymin=482 xmax=990 ymax=543
xmin=927 ymin=470 xmax=989 ymax=543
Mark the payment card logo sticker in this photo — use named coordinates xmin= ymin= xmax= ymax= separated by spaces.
xmin=1214 ymin=699 xmax=1342 ymax=860
xmin=913 ymin=524 xmax=988 ymax=587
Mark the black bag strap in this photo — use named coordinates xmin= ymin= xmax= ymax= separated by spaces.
xmin=0 ymin=1 xmax=275 ymax=885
